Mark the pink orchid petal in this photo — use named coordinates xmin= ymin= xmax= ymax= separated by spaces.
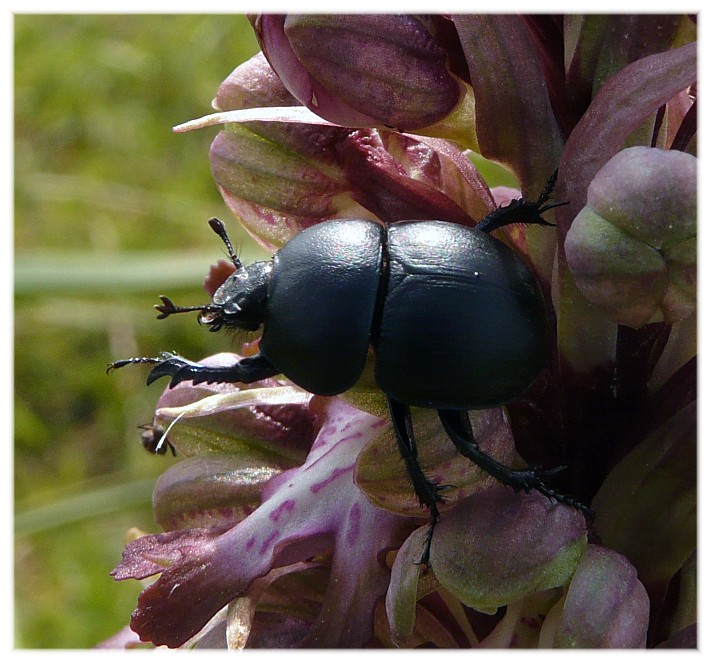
xmin=113 ymin=399 xmax=407 ymax=647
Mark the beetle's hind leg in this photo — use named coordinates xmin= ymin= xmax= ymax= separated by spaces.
xmin=388 ymin=398 xmax=447 ymax=566
xmin=475 ymin=169 xmax=568 ymax=234
xmin=438 ymin=409 xmax=594 ymax=519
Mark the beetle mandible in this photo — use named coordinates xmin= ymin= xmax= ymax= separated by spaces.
xmin=109 ymin=171 xmax=592 ymax=563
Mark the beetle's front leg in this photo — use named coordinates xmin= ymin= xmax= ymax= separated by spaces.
xmin=108 ymin=352 xmax=279 ymax=388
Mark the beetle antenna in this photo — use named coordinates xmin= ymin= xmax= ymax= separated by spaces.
xmin=208 ymin=217 xmax=242 ymax=270
xmin=154 ymin=295 xmax=221 ymax=320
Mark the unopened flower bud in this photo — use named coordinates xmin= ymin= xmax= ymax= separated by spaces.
xmin=429 ymin=488 xmax=587 ymax=613
xmin=204 ymin=62 xmax=491 ymax=246
xmin=539 ymin=545 xmax=649 ymax=648
xmin=250 ymin=14 xmax=467 ymax=133
xmin=564 ymin=146 xmax=696 ymax=328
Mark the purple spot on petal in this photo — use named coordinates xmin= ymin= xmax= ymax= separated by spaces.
xmin=310 ymin=465 xmax=354 ymax=493
xmin=269 ymin=498 xmax=296 ymax=521
xmin=339 ymin=431 xmax=363 ymax=444
xmin=259 ymin=529 xmax=280 ymax=556
xmin=246 ymin=536 xmax=255 ymax=550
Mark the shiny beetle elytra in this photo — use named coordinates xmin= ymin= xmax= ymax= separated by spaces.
xmin=110 ymin=172 xmax=592 ymax=563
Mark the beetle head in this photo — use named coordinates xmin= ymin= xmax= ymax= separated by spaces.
xmin=202 ymin=260 xmax=271 ymax=331
xmin=153 ymin=218 xmax=272 ymax=333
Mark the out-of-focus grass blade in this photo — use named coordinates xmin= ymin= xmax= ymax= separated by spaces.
xmin=15 ymin=247 xmax=270 ymax=294
xmin=14 ymin=478 xmax=156 ymax=536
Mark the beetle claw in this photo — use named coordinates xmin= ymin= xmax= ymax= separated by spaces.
xmin=144 ymin=354 xmax=193 ymax=386
xmin=476 ymin=168 xmax=567 ymax=234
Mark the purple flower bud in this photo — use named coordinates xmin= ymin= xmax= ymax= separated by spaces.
xmin=539 ymin=545 xmax=650 ymax=648
xmin=564 ymin=146 xmax=696 ymax=328
xmin=206 ymin=107 xmax=492 ymax=248
xmin=429 ymin=488 xmax=588 ymax=613
xmin=199 ymin=53 xmax=366 ymax=249
xmin=210 ymin=126 xmax=361 ymax=249
xmin=152 ymin=454 xmax=283 ymax=531
xmin=172 ymin=51 xmax=493 ymax=248
xmin=251 ymin=15 xmax=464 ymax=132
xmin=213 ymin=52 xmax=298 ymax=112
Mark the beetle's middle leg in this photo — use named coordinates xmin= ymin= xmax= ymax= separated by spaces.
xmin=438 ymin=408 xmax=594 ymax=519
xmin=388 ymin=398 xmax=446 ymax=565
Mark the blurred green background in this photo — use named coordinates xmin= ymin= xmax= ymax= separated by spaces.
xmin=14 ymin=15 xmax=263 ymax=647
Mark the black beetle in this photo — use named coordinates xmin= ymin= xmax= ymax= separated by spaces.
xmin=110 ymin=172 xmax=591 ymax=562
